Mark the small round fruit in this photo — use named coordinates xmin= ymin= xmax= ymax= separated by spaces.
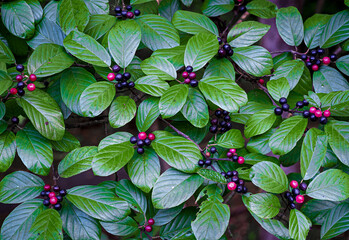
xmin=322 ymin=57 xmax=330 ymax=65
xmin=44 ymin=184 xmax=51 ymax=191
xmin=312 ymin=64 xmax=319 ymax=71
xmin=303 ymin=110 xmax=310 ymax=118
xmin=226 ymin=171 xmax=233 ymax=177
xmin=258 ymin=79 xmax=265 ymax=84
xmin=54 ymin=203 xmax=62 ymax=210
xmin=289 ymin=202 xmax=296 ymax=209
xmin=145 ymin=225 xmax=152 ymax=232
xmin=300 ymin=54 xmax=307 ymax=60
xmin=284 ymin=192 xmax=291 ymax=198
xmin=292 ymin=188 xmax=300 ymax=196
xmin=232 ymin=170 xmax=238 ymax=176
xmin=115 ymin=73 xmax=123 ymax=81
xmin=48 ymin=192 xmax=56 ymax=198
xmin=17 ymin=81 xmax=25 ymax=89
xmin=223 ymin=44 xmax=231 ymax=51
xmin=330 ymin=54 xmax=337 ymax=61
xmin=17 ymin=89 xmax=25 ymax=96
xmin=274 ymin=107 xmax=283 ymax=115
xmin=11 ymin=117 xmax=19 ymax=124
xmin=40 ymin=191 xmax=46 ymax=197
xmin=188 ymin=72 xmax=196 ymax=80
xmin=126 ymin=5 xmax=132 ymax=10
xmin=227 ymin=49 xmax=234 ymax=56
xmin=232 ymin=176 xmax=239 ymax=183
xmin=287 ymin=195 xmax=294 ymax=202
xmin=186 ymin=66 xmax=193 ymax=73
xmin=128 ymin=81 xmax=135 ymax=88
xmin=27 ymin=83 xmax=36 ymax=91
xmin=148 ymin=218 xmax=155 ymax=225
xmin=279 ymin=97 xmax=287 ymax=104
xmin=50 ymin=197 xmax=58 ymax=205
xmin=282 ymin=103 xmax=290 ymax=111
xmin=126 ymin=12 xmax=134 ymax=18
xmin=182 ymin=71 xmax=189 ymax=78
xmin=115 ymin=6 xmax=121 ymax=13
xmin=242 ymin=186 xmax=248 ymax=193
xmin=299 ymin=182 xmax=307 ymax=191
xmin=211 ymin=119 xmax=218 ymax=125
xmin=237 ymin=156 xmax=245 ymax=164
xmin=209 ymin=125 xmax=218 ymax=133
xmin=107 ymin=73 xmax=115 ymax=81
xmin=238 ymin=179 xmax=244 ymax=186
xmin=29 ymin=74 xmax=37 ymax=82
xmin=310 ymin=114 xmax=317 ymax=122
xmin=16 ymin=64 xmax=24 ymax=72
xmin=310 ymin=49 xmax=317 ymax=56
xmin=306 ymin=62 xmax=312 ymax=68
xmin=303 ymin=99 xmax=309 ymax=106
xmin=317 ymin=48 xmax=324 ymax=55
xmin=45 ymin=191 xmax=51 ymax=196
xmin=144 ymin=138 xmax=151 ymax=146
xmin=59 ymin=189 xmax=67 ymax=196
xmin=238 ymin=5 xmax=246 ymax=12
xmin=221 ymin=172 xmax=226 ymax=178
xmin=138 ymin=132 xmax=147 ymax=140
xmin=137 ymin=147 xmax=145 ymax=154
xmin=184 ymin=78 xmax=190 ymax=84
xmin=296 ymin=101 xmax=304 ymax=108
xmin=123 ymin=72 xmax=131 ymax=80
xmin=236 ymin=185 xmax=243 ymax=193
xmin=43 ymin=199 xmax=50 ymax=206
xmin=16 ymin=75 xmax=23 ymax=82
xmin=121 ymin=81 xmax=128 ymax=87
xmin=210 ymin=147 xmax=217 ymax=153
xmin=226 ymin=151 xmax=233 ymax=158
xmin=315 ymin=59 xmax=321 ymax=65
xmin=130 ymin=136 xmax=137 ymax=144
xmin=134 ymin=9 xmax=141 ymax=16
xmin=217 ymin=37 xmax=222 ymax=44
xmin=112 ymin=65 xmax=121 ymax=73
xmin=56 ymin=195 xmax=63 ymax=202
xmin=290 ymin=180 xmax=298 ymax=189
xmin=229 ymin=148 xmax=236 ymax=154
xmin=232 ymin=155 xmax=239 ymax=162
xmin=121 ymin=10 xmax=128 ymax=17
xmin=215 ymin=110 xmax=222 ymax=117
xmin=310 ymin=56 xmax=316 ymax=62
xmin=148 ymin=133 xmax=155 ymax=141
xmin=315 ymin=110 xmax=322 ymax=118
xmin=204 ymin=159 xmax=212 ymax=166
xmin=137 ymin=140 xmax=144 ymax=147
xmin=296 ymin=195 xmax=304 ymax=204
xmin=218 ymin=49 xmax=226 ymax=57
xmin=190 ymin=79 xmax=198 ymax=87
xmin=227 ymin=182 xmax=237 ymax=191
xmin=53 ymin=185 xmax=60 ymax=192
xmin=205 ymin=152 xmax=211 ymax=157
xmin=319 ymin=116 xmax=328 ymax=125
xmin=10 ymin=88 xmax=17 ymax=95
xmin=309 ymin=107 xmax=317 ymax=113
xmin=198 ymin=160 xmax=205 ymax=166
xmin=323 ymin=110 xmax=331 ymax=117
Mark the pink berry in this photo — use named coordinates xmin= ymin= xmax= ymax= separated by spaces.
xmin=229 ymin=148 xmax=236 ymax=154
xmin=315 ymin=110 xmax=322 ymax=118
xmin=10 ymin=88 xmax=17 ymax=95
xmin=107 ymin=73 xmax=115 ymax=81
xmin=237 ymin=156 xmax=245 ymax=164
xmin=148 ymin=218 xmax=155 ymax=225
xmin=29 ymin=74 xmax=37 ymax=82
xmin=188 ymin=72 xmax=196 ymax=80
xmin=296 ymin=195 xmax=304 ymax=204
xmin=312 ymin=64 xmax=319 ymax=71
xmin=227 ymin=182 xmax=237 ymax=191
xmin=148 ymin=133 xmax=155 ymax=141
xmin=323 ymin=110 xmax=331 ymax=117
xmin=322 ymin=57 xmax=330 ymax=65
xmin=16 ymin=75 xmax=23 ymax=82
xmin=50 ymin=197 xmax=58 ymax=205
xmin=184 ymin=78 xmax=190 ymax=84
xmin=44 ymin=184 xmax=51 ymax=191
xmin=182 ymin=71 xmax=189 ymax=78
xmin=126 ymin=12 xmax=134 ymax=19
xmin=27 ymin=83 xmax=36 ymax=91
xmin=145 ymin=225 xmax=152 ymax=232
xmin=226 ymin=152 xmax=233 ymax=158
xmin=138 ymin=132 xmax=147 ymax=140
xmin=290 ymin=180 xmax=298 ymax=189
xmin=309 ymin=107 xmax=316 ymax=113
xmin=258 ymin=79 xmax=265 ymax=84
xmin=48 ymin=192 xmax=56 ymax=198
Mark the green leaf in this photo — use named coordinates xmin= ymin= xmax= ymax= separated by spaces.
xmin=98 ymin=132 xmax=133 ymax=150
xmin=321 ymin=202 xmax=349 ymax=240
xmin=313 ymin=66 xmax=349 ymax=93
xmin=246 ymin=0 xmax=278 ymax=19
xmin=232 ymin=46 xmax=273 ymax=77
xmin=108 ymin=20 xmax=141 ymax=68
xmin=66 ymin=185 xmax=131 ymax=221
xmin=267 ymin=77 xmax=290 ymax=101
xmin=181 ymin=88 xmax=209 ymax=128
xmin=0 ymin=102 xmax=5 ymax=120
xmin=0 ymin=199 xmax=45 ymax=240
xmin=92 ymin=143 xmax=134 ymax=176
xmin=336 ymin=55 xmax=349 ymax=76
xmin=100 ymin=216 xmax=139 ymax=236
xmin=58 ymin=146 xmax=98 ymax=178
xmin=84 ymin=14 xmax=116 ymax=40
xmin=289 ymin=209 xmax=312 ymax=240
xmin=181 ymin=0 xmax=193 ymax=7
xmin=159 ymin=84 xmax=189 ymax=118
xmin=127 ymin=147 xmax=160 ymax=193
xmin=301 ymin=199 xmax=339 ymax=225
xmin=0 ymin=171 xmax=43 ymax=204
xmin=203 ymin=57 xmax=235 ymax=79
xmin=184 ymin=33 xmax=219 ymax=71
xmin=300 ymin=128 xmax=327 ymax=180
xmin=50 ymin=131 xmax=80 ymax=152
xmin=61 ymin=200 xmax=101 ymax=240
xmin=135 ymin=75 xmax=170 ymax=97
xmin=152 ymin=135 xmax=201 ymax=173
xmin=0 ymin=71 xmax=13 ymax=96
xmin=25 ymin=0 xmax=43 ymax=24
xmin=197 ymin=168 xmax=227 ymax=183
xmin=0 ymin=130 xmax=16 ymax=172
xmin=83 ymin=0 xmax=109 ymax=15
xmin=325 ymin=120 xmax=349 ymax=166
xmin=109 ymin=96 xmax=137 ymax=128
xmin=136 ymin=14 xmax=180 ymax=51
xmin=202 ymin=0 xmax=234 ymax=17
xmin=304 ymin=14 xmax=331 ymax=49
xmin=244 ymin=109 xmax=277 ymax=138
xmin=59 ymin=0 xmax=90 ymax=34
xmin=153 ymin=168 xmax=203 ymax=209
xmin=244 ymin=153 xmax=279 ymax=165
xmin=141 ymin=56 xmax=177 ymax=80
xmin=0 ymin=39 xmax=15 ymax=63
xmin=217 ymin=129 xmax=245 ymax=149
xmin=16 ymin=125 xmax=53 ymax=176
xmin=29 ymin=209 xmax=63 ymax=240
xmin=1 ymin=0 xmax=35 ymax=39
xmin=79 ymin=81 xmax=115 ymax=117
xmin=320 ymin=10 xmax=349 ymax=48
xmin=306 ymin=169 xmax=349 ymax=201
xmin=136 ymin=97 xmax=160 ymax=132
xmin=172 ymin=10 xmax=219 ymax=35
xmin=319 ymin=91 xmax=349 ymax=117
xmin=159 ymin=0 xmax=180 ymax=22
xmin=27 ymin=43 xmax=74 ymax=77
xmin=227 ymin=21 xmax=270 ymax=48
xmin=270 ymin=60 xmax=305 ymax=90
xmin=276 ymin=7 xmax=304 ymax=46
xmin=199 ymin=76 xmax=248 ymax=112
xmin=152 ymin=45 xmax=185 ymax=70
xmin=115 ymin=179 xmax=147 ymax=213
xmin=250 ymin=161 xmax=288 ymax=194
xmin=43 ymin=0 xmax=59 ymax=23
xmin=153 ymin=204 xmax=184 ymax=226
xmin=250 ymin=212 xmax=290 ymax=240
xmin=247 ymin=128 xmax=275 ymax=154
xmin=64 ymin=30 xmax=111 ymax=67
xmin=243 ymin=193 xmax=280 ymax=219
xmin=17 ymin=89 xmax=65 ymax=141
xmin=269 ymin=116 xmax=308 ymax=155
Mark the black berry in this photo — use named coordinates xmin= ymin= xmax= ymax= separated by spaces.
xmin=300 ymin=54 xmax=307 ymax=60
xmin=17 ymin=81 xmax=25 ymax=89
xmin=121 ymin=10 xmax=127 ymax=17
xmin=211 ymin=119 xmax=218 ymax=125
xmin=299 ymin=182 xmax=307 ymax=191
xmin=309 ymin=114 xmax=317 ymax=122
xmin=274 ymin=107 xmax=283 ymax=115
xmin=217 ymin=37 xmax=222 ymax=45
xmin=137 ymin=147 xmax=144 ymax=154
xmin=209 ymin=125 xmax=218 ymax=133
xmin=310 ymin=49 xmax=317 ymax=56
xmin=204 ymin=159 xmax=212 ymax=166
xmin=232 ymin=155 xmax=239 ymax=162
xmin=303 ymin=99 xmax=309 ymax=106
xmin=319 ymin=116 xmax=328 ymax=125
xmin=59 ymin=189 xmax=67 ymax=196
xmin=11 ymin=117 xmax=19 ymax=124
xmin=112 ymin=65 xmax=121 ymax=73
xmin=186 ymin=66 xmax=193 ymax=73
xmin=289 ymin=203 xmax=296 ymax=209
xmin=296 ymin=101 xmax=304 ymax=108
xmin=56 ymin=195 xmax=63 ymax=202
xmin=40 ymin=191 xmax=46 ymax=197
xmin=236 ymin=185 xmax=243 ymax=193
xmin=284 ymin=192 xmax=291 ymax=198
xmin=17 ymin=89 xmax=25 ymax=96
xmin=134 ymin=9 xmax=141 ymax=16
xmin=218 ymin=49 xmax=226 ymax=57
xmin=232 ymin=176 xmax=239 ymax=182
xmin=223 ymin=44 xmax=231 ymax=51
xmin=238 ymin=5 xmax=246 ymax=12
xmin=198 ymin=160 xmax=205 ymax=166
xmin=137 ymin=140 xmax=144 ymax=147
xmin=215 ymin=110 xmax=222 ymax=117
xmin=292 ymin=188 xmax=300 ymax=196
xmin=330 ymin=54 xmax=337 ymax=61
xmin=306 ymin=62 xmax=312 ymax=68
xmin=303 ymin=110 xmax=310 ymax=118
xmin=226 ymin=171 xmax=233 ymax=177
xmin=210 ymin=147 xmax=217 ymax=153
xmin=227 ymin=49 xmax=234 ymax=56
xmin=282 ymin=103 xmax=290 ymax=111
xmin=144 ymin=138 xmax=151 ymax=146
xmin=54 ymin=203 xmax=62 ymax=210
xmin=130 ymin=136 xmax=137 ymax=144
xmin=190 ymin=79 xmax=198 ymax=87
xmin=123 ymin=72 xmax=131 ymax=80
xmin=126 ymin=5 xmax=132 ymax=10
xmin=279 ymin=97 xmax=287 ymax=104
xmin=115 ymin=73 xmax=123 ymax=81
xmin=287 ymin=196 xmax=294 ymax=202
xmin=115 ymin=6 xmax=122 ymax=13
xmin=43 ymin=199 xmax=50 ymax=206
xmin=53 ymin=185 xmax=60 ymax=192
xmin=128 ymin=81 xmax=135 ymax=88
xmin=317 ymin=48 xmax=324 ymax=55
xmin=232 ymin=170 xmax=238 ymax=176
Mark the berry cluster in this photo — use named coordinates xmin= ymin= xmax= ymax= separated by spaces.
xmin=198 ymin=158 xmax=212 ymax=167
xmin=300 ymin=48 xmax=337 ymax=72
xmin=40 ymin=184 xmax=67 ymax=210
xmin=182 ymin=66 xmax=198 ymax=87
xmin=114 ymin=5 xmax=140 ymax=19
xmin=274 ymin=97 xmax=309 ymax=116
xmin=130 ymin=132 xmax=156 ymax=154
xmin=303 ymin=107 xmax=331 ymax=125
xmin=9 ymin=64 xmax=37 ymax=96
xmin=144 ymin=218 xmax=155 ymax=233
xmin=226 ymin=171 xmax=248 ymax=193
xmin=209 ymin=109 xmax=232 ymax=134
xmin=217 ymin=38 xmax=234 ymax=58
xmin=107 ymin=65 xmax=135 ymax=89
xmin=284 ymin=180 xmax=307 ymax=209
xmin=226 ymin=148 xmax=245 ymax=164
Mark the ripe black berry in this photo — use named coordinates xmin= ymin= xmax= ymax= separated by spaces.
xmin=209 ymin=125 xmax=218 ymax=133
xmin=306 ymin=62 xmax=312 ymax=68
xmin=279 ymin=97 xmax=287 ymax=104
xmin=43 ymin=199 xmax=50 ymax=206
xmin=59 ymin=189 xmax=67 ymax=196
xmin=330 ymin=54 xmax=337 ymax=61
xmin=54 ymin=203 xmax=62 ymax=210
xmin=112 ymin=65 xmax=121 ymax=73
xmin=309 ymin=56 xmax=316 ymax=62
xmin=310 ymin=49 xmax=317 ymax=56
xmin=236 ymin=185 xmax=243 ymax=193
xmin=292 ymin=188 xmax=300 ymax=196
xmin=128 ymin=81 xmax=135 ymax=88
xmin=17 ymin=82 xmax=25 ymax=89
xmin=130 ymin=136 xmax=137 ymax=144
xmin=238 ymin=5 xmax=246 ymax=12
xmin=126 ymin=5 xmax=132 ymax=10
xmin=40 ymin=191 xmax=46 ymax=197
xmin=222 ymin=110 xmax=229 ymax=116
xmin=300 ymin=54 xmax=307 ymax=60
xmin=315 ymin=59 xmax=321 ymax=65
xmin=144 ymin=138 xmax=151 ymax=146
xmin=116 ymin=83 xmax=122 ymax=89
xmin=204 ymin=159 xmax=212 ymax=166
xmin=232 ymin=176 xmax=239 ymax=182
xmin=299 ymin=182 xmax=307 ymax=191
xmin=296 ymin=101 xmax=304 ymax=108
xmin=186 ymin=66 xmax=193 ymax=73
xmin=218 ymin=49 xmax=226 ymax=57
xmin=317 ymin=48 xmax=324 ymax=55
xmin=53 ymin=185 xmax=60 ymax=192
xmin=211 ymin=119 xmax=218 ymax=125
xmin=227 ymin=49 xmax=234 ymax=56
xmin=17 ymin=89 xmax=25 ymax=96
xmin=123 ymin=72 xmax=131 ymax=80
xmin=303 ymin=110 xmax=310 ymax=118
xmin=225 ymin=122 xmax=232 ymax=129
xmin=215 ymin=110 xmax=222 ymax=117
xmin=11 ymin=117 xmax=19 ymax=124
xmin=238 ymin=179 xmax=244 ymax=185
xmin=121 ymin=10 xmax=128 ymax=17
xmin=115 ymin=6 xmax=121 ymax=13
xmin=232 ymin=170 xmax=238 ymax=176
xmin=137 ymin=140 xmax=144 ymax=147
xmin=242 ymin=186 xmax=248 ymax=193
xmin=309 ymin=114 xmax=317 ymax=122
xmin=45 ymin=191 xmax=51 ymax=196
xmin=223 ymin=44 xmax=231 ymax=51
xmin=16 ymin=64 xmax=24 ymax=72
xmin=219 ymin=121 xmax=226 ymax=127
xmin=224 ymin=115 xmax=231 ymax=121
xmin=287 ymin=196 xmax=294 ymax=202
xmin=137 ymin=147 xmax=144 ymax=154
xmin=115 ymin=73 xmax=123 ymax=81
xmin=210 ymin=147 xmax=217 ymax=153
xmin=134 ymin=9 xmax=141 ymax=16
xmin=282 ymin=103 xmax=290 ymax=111
xmin=289 ymin=203 xmax=296 ymax=209
xmin=56 ymin=195 xmax=63 ymax=202
xmin=319 ymin=116 xmax=328 ymax=125
xmin=190 ymin=79 xmax=198 ymax=87
xmin=217 ymin=37 xmax=222 ymax=44
xmin=274 ymin=107 xmax=283 ymax=115
xmin=226 ymin=171 xmax=233 ymax=177
xmin=232 ymin=155 xmax=239 ymax=162
xmin=303 ymin=99 xmax=309 ymax=106
xmin=198 ymin=160 xmax=205 ymax=166
xmin=121 ymin=82 xmax=128 ymax=87
xmin=284 ymin=192 xmax=291 ymax=198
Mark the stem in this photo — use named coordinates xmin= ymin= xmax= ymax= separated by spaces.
xmin=66 ymin=119 xmax=109 ymax=128
xmin=257 ymin=83 xmax=279 ymax=107
xmin=207 ymin=157 xmax=232 ymax=161
xmin=223 ymin=191 xmax=236 ymax=204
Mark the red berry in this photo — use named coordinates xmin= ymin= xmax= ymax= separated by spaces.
xmin=309 ymin=107 xmax=316 ymax=113
xmin=138 ymin=132 xmax=147 ymax=140
xmin=312 ymin=64 xmax=319 ymax=71
xmin=126 ymin=11 xmax=134 ymax=18
xmin=44 ymin=184 xmax=51 ymax=191
xmin=148 ymin=133 xmax=155 ymax=141
xmin=226 ymin=152 xmax=233 ymax=158
xmin=188 ymin=72 xmax=196 ymax=80
xmin=258 ymin=79 xmax=265 ymax=84
xmin=205 ymin=152 xmax=211 ymax=157
xmin=27 ymin=83 xmax=36 ymax=91
xmin=184 ymin=78 xmax=190 ymax=84
xmin=323 ymin=110 xmax=331 ymax=117
xmin=229 ymin=148 xmax=236 ymax=154
xmin=148 ymin=218 xmax=155 ymax=225
xmin=290 ymin=180 xmax=298 ymax=189
xmin=29 ymin=74 xmax=37 ymax=82
xmin=296 ymin=195 xmax=304 ymax=204
xmin=107 ymin=73 xmax=115 ymax=81
xmin=227 ymin=182 xmax=237 ymax=191
xmin=145 ymin=225 xmax=152 ymax=232
xmin=315 ymin=110 xmax=322 ymax=118
xmin=50 ymin=197 xmax=58 ymax=205
xmin=182 ymin=72 xmax=189 ymax=78
xmin=16 ymin=75 xmax=23 ymax=82
xmin=322 ymin=57 xmax=330 ymax=65
xmin=237 ymin=156 xmax=245 ymax=164
xmin=10 ymin=88 xmax=17 ymax=95
xmin=48 ymin=192 xmax=56 ymax=198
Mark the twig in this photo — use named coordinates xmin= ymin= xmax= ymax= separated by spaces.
xmin=224 ymin=191 xmax=236 ymax=204
xmin=257 ymin=83 xmax=279 ymax=107
xmin=207 ymin=158 xmax=232 ymax=161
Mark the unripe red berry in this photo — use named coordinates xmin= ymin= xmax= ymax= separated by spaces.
xmin=182 ymin=71 xmax=189 ymax=78
xmin=107 ymin=73 xmax=115 ymax=81
xmin=50 ymin=197 xmax=58 ymax=205
xmin=10 ymin=88 xmax=17 ymax=95
xmin=226 ymin=151 xmax=233 ymax=158
xmin=323 ymin=110 xmax=331 ymax=117
xmin=188 ymin=72 xmax=196 ymax=80
xmin=296 ymin=195 xmax=304 ymax=203
xmin=126 ymin=11 xmax=134 ymax=18
xmin=184 ymin=78 xmax=190 ymax=84
xmin=16 ymin=75 xmax=23 ymax=82
xmin=322 ymin=57 xmax=330 ymax=65
xmin=148 ymin=218 xmax=155 ymax=225
xmin=48 ymin=192 xmax=56 ymax=198
xmin=309 ymin=107 xmax=316 ymax=113
xmin=312 ymin=64 xmax=319 ymax=71
xmin=290 ymin=180 xmax=298 ymax=189
xmin=315 ymin=110 xmax=322 ymax=118
xmin=229 ymin=148 xmax=236 ymax=154
xmin=27 ymin=83 xmax=36 ymax=91
xmin=145 ymin=225 xmax=152 ymax=232
xmin=148 ymin=133 xmax=155 ymax=141
xmin=205 ymin=152 xmax=211 ymax=157
xmin=138 ymin=132 xmax=147 ymax=140
xmin=44 ymin=184 xmax=51 ymax=191
xmin=237 ymin=156 xmax=245 ymax=164
xmin=227 ymin=182 xmax=237 ymax=191
xmin=258 ymin=79 xmax=265 ymax=84
xmin=29 ymin=74 xmax=37 ymax=82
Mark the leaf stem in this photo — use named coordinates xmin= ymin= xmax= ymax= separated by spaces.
xmin=223 ymin=191 xmax=236 ymax=204
xmin=257 ymin=82 xmax=279 ymax=107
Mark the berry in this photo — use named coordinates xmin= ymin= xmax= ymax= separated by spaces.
xmin=303 ymin=110 xmax=310 ymax=118
xmin=299 ymin=182 xmax=307 ymax=191
xmin=218 ymin=49 xmax=226 ymax=57
xmin=126 ymin=5 xmax=132 ymax=10
xmin=190 ymin=79 xmax=198 ymax=87
xmin=303 ymin=99 xmax=309 ymax=106
xmin=145 ymin=225 xmax=152 ymax=232
xmin=282 ymin=103 xmax=290 ymax=111
xmin=219 ymin=121 xmax=226 ymax=127
xmin=309 ymin=107 xmax=317 ymax=113
xmin=115 ymin=73 xmax=123 ymax=81
xmin=204 ymin=159 xmax=212 ymax=166
xmin=126 ymin=12 xmax=134 ymax=18
xmin=226 ymin=171 xmax=233 ymax=177
xmin=232 ymin=176 xmax=239 ymax=182
xmin=138 ymin=132 xmax=147 ymax=140
xmin=279 ymin=97 xmax=287 ymax=104
xmin=188 ymin=72 xmax=196 ymax=80
xmin=310 ymin=56 xmax=316 ymax=62
xmin=319 ymin=116 xmax=328 ymax=125
xmin=123 ymin=72 xmax=131 ymax=80
xmin=317 ymin=48 xmax=324 ymax=55
xmin=45 ymin=191 xmax=50 ymax=196
xmin=115 ymin=6 xmax=122 ymax=13
xmin=137 ymin=140 xmax=144 ymax=147
xmin=224 ymin=115 xmax=231 ymax=121
xmin=44 ymin=184 xmax=51 ymax=191
xmin=211 ymin=119 xmax=218 ymax=125
xmin=29 ymin=74 xmax=37 ymax=82
xmin=229 ymin=148 xmax=236 ymax=154
xmin=221 ymin=172 xmax=226 ymax=178
xmin=205 ymin=152 xmax=211 ymax=157
xmin=17 ymin=81 xmax=25 ymax=89
xmin=107 ymin=73 xmax=115 ymax=81
xmin=209 ymin=125 xmax=218 ymax=133
xmin=232 ymin=155 xmax=239 ymax=162
xmin=11 ymin=117 xmax=19 ymax=124
xmin=300 ymin=54 xmax=307 ymax=60
xmin=144 ymin=138 xmax=151 ymax=146
xmin=227 ymin=182 xmax=237 ymax=191
xmin=182 ymin=71 xmax=189 ymax=78
xmin=116 ymin=13 xmax=122 ymax=17
xmin=274 ymin=107 xmax=283 ymax=115
xmin=121 ymin=81 xmax=128 ymax=87
xmin=186 ymin=66 xmax=193 ymax=73
xmin=323 ymin=110 xmax=331 ymax=117
xmin=48 ymin=192 xmax=56 ymax=198
xmin=232 ymin=170 xmax=238 ymax=176
xmin=315 ymin=110 xmax=322 ymax=118
xmin=290 ymin=180 xmax=298 ymax=189
xmin=53 ymin=185 xmax=60 ymax=192
xmin=134 ymin=9 xmax=141 ymax=16
xmin=217 ymin=37 xmax=222 ymax=44
xmin=59 ymin=189 xmax=67 ymax=196
xmin=116 ymin=83 xmax=123 ymax=89
xmin=128 ymin=81 xmax=135 ymax=88
xmin=40 ymin=191 xmax=46 ymax=197
xmin=306 ymin=62 xmax=312 ymax=68
xmin=148 ymin=133 xmax=155 ymax=141
xmin=223 ymin=44 xmax=231 ymax=51
xmin=56 ymin=195 xmax=63 ymax=202
xmin=112 ymin=65 xmax=121 ymax=73
xmin=210 ymin=147 xmax=217 ymax=153
xmin=312 ymin=64 xmax=319 ymax=71
xmin=16 ymin=64 xmax=24 ymax=72
xmin=130 ymin=136 xmax=137 ymax=144
xmin=17 ymin=89 xmax=25 ymax=96
xmin=50 ymin=197 xmax=58 ymax=205
xmin=215 ymin=110 xmax=222 ymax=117
xmin=121 ymin=10 xmax=128 ymax=17
xmin=284 ymin=192 xmax=291 ymax=198
xmin=184 ymin=78 xmax=190 ymax=84
xmin=292 ymin=188 xmax=300 ymax=196
xmin=330 ymin=54 xmax=337 ymax=61
xmin=16 ymin=75 xmax=23 ymax=82
xmin=226 ymin=151 xmax=233 ymax=158
xmin=236 ymin=185 xmax=243 ymax=193
xmin=296 ymin=195 xmax=304 ymax=204
xmin=27 ymin=83 xmax=36 ymax=91
xmin=148 ymin=218 xmax=155 ymax=225
xmin=227 ymin=49 xmax=234 ymax=56
xmin=315 ymin=59 xmax=321 ymax=65
xmin=296 ymin=101 xmax=304 ymax=108
xmin=137 ymin=147 xmax=144 ymax=154
xmin=289 ymin=203 xmax=296 ymax=209
xmin=310 ymin=114 xmax=317 ymax=122
xmin=258 ymin=79 xmax=265 ymax=84
xmin=238 ymin=179 xmax=244 ymax=186
xmin=54 ymin=203 xmax=62 ymax=210
xmin=237 ymin=156 xmax=245 ymax=164
xmin=242 ymin=186 xmax=248 ymax=193
xmin=238 ymin=5 xmax=246 ymax=12
xmin=198 ymin=160 xmax=205 ymax=166
xmin=43 ymin=199 xmax=50 ymax=206
xmin=310 ymin=49 xmax=317 ymax=56
xmin=287 ymin=195 xmax=294 ymax=202
xmin=10 ymin=88 xmax=17 ymax=95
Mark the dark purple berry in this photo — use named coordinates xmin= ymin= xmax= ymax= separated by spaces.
xmin=190 ymin=79 xmax=198 ymax=87
xmin=57 ymin=195 xmax=63 ymax=202
xmin=144 ymin=138 xmax=151 ymax=146
xmin=130 ymin=136 xmax=137 ymax=144
xmin=236 ymin=185 xmax=243 ymax=193
xmin=43 ymin=199 xmax=50 ymax=206
xmin=330 ymin=54 xmax=337 ymax=61
xmin=317 ymin=48 xmax=324 ymax=55
xmin=40 ymin=191 xmax=46 ymax=197
xmin=238 ymin=5 xmax=246 ymax=12
xmin=115 ymin=6 xmax=122 ymax=13
xmin=211 ymin=119 xmax=218 ymax=125
xmin=292 ymin=188 xmax=300 ymax=196
xmin=303 ymin=99 xmax=309 ymax=106
xmin=128 ymin=81 xmax=135 ymax=88
xmin=282 ymin=103 xmax=290 ymax=111
xmin=232 ymin=155 xmax=239 ymax=162
xmin=218 ymin=49 xmax=226 ymax=57
xmin=137 ymin=147 xmax=144 ymax=154
xmin=217 ymin=37 xmax=222 ymax=44
xmin=198 ymin=160 xmax=205 ymax=166
xmin=134 ymin=9 xmax=141 ymax=16
xmin=16 ymin=64 xmax=24 ymax=72
xmin=215 ymin=110 xmax=222 ymax=117
xmin=279 ymin=97 xmax=287 ymax=104
xmin=59 ymin=189 xmax=67 ymax=197
xmin=123 ymin=72 xmax=131 ymax=80
xmin=232 ymin=176 xmax=239 ymax=182
xmin=53 ymin=185 xmax=60 ymax=192
xmin=310 ymin=49 xmax=317 ymax=56
xmin=112 ymin=65 xmax=121 ymax=73
xmin=274 ymin=107 xmax=283 ymax=115
xmin=226 ymin=171 xmax=233 ymax=177
xmin=289 ymin=203 xmax=296 ymax=209
xmin=299 ymin=182 xmax=307 ymax=191
xmin=210 ymin=147 xmax=217 ymax=153
xmin=204 ymin=159 xmax=212 ymax=166
xmin=11 ymin=117 xmax=19 ymax=124
xmin=303 ymin=110 xmax=310 ymax=118
xmin=17 ymin=89 xmax=25 ymax=96
xmin=296 ymin=101 xmax=304 ymax=108
xmin=319 ymin=116 xmax=328 ymax=125
xmin=137 ymin=140 xmax=144 ymax=147
xmin=227 ymin=49 xmax=234 ymax=56
xmin=221 ymin=172 xmax=226 ymax=178
xmin=310 ymin=114 xmax=317 ymax=122
xmin=186 ymin=66 xmax=193 ymax=73
xmin=126 ymin=5 xmax=132 ymax=10
xmin=300 ymin=55 xmax=307 ymax=60
xmin=284 ymin=191 xmax=291 ymax=198
xmin=54 ymin=203 xmax=62 ymax=210
xmin=115 ymin=73 xmax=123 ymax=81
xmin=223 ymin=44 xmax=231 ymax=51
xmin=232 ymin=170 xmax=238 ymax=176
xmin=209 ymin=125 xmax=218 ymax=133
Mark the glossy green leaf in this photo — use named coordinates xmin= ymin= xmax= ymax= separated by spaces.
xmin=84 ymin=14 xmax=116 ymax=40
xmin=159 ymin=84 xmax=188 ymax=118
xmin=43 ymin=0 xmax=59 ymax=23
xmin=141 ymin=56 xmax=177 ymax=80
xmin=152 ymin=45 xmax=185 ymax=70
xmin=181 ymin=88 xmax=209 ymax=128
xmin=321 ymin=202 xmax=349 ymax=240
xmin=29 ymin=209 xmax=63 ymax=240
xmin=244 ymin=153 xmax=279 ymax=165
xmin=313 ymin=66 xmax=349 ymax=93
xmin=25 ymin=0 xmax=43 ymax=24
xmin=0 ymin=131 xmax=16 ymax=172
xmin=243 ymin=193 xmax=280 ymax=219
xmin=267 ymin=77 xmax=290 ymax=101
xmin=98 ymin=132 xmax=133 ymax=150
xmin=197 ymin=168 xmax=227 ymax=183
xmin=250 ymin=212 xmax=290 ymax=240
xmin=304 ymin=14 xmax=331 ymax=49
xmin=289 ymin=209 xmax=312 ymax=240
xmin=325 ymin=120 xmax=349 ymax=166
xmin=320 ymin=10 xmax=349 ymax=48
xmin=159 ymin=0 xmax=180 ymax=22
xmin=136 ymin=97 xmax=160 ymax=132
xmin=135 ymin=75 xmax=170 ymax=97
xmin=217 ymin=129 xmax=245 ymax=149
xmin=50 ymin=131 xmax=80 ymax=152
xmin=244 ymin=109 xmax=277 ymax=138
xmin=59 ymin=0 xmax=90 ymax=34
xmin=84 ymin=0 xmax=109 ymax=15
xmin=336 ymin=55 xmax=349 ymax=76
xmin=109 ymin=96 xmax=137 ymax=129
xmin=153 ymin=204 xmax=184 ymax=226
xmin=270 ymin=60 xmax=305 ymax=90
xmin=276 ymin=7 xmax=304 ymax=46
xmin=301 ymin=199 xmax=339 ymax=225
xmin=100 ymin=216 xmax=139 ymax=236
xmin=203 ymin=57 xmax=235 ymax=79
xmin=0 ymin=39 xmax=15 ymax=63
xmin=0 ymin=71 xmax=13 ymax=96
xmin=247 ymin=128 xmax=275 ymax=154
xmin=246 ymin=0 xmax=278 ymax=19
xmin=202 ymin=0 xmax=234 ymax=17
xmin=319 ymin=91 xmax=349 ymax=117
xmin=115 ymin=179 xmax=147 ymax=213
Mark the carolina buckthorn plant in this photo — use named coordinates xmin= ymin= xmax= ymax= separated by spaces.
xmin=0 ymin=0 xmax=348 ymax=239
